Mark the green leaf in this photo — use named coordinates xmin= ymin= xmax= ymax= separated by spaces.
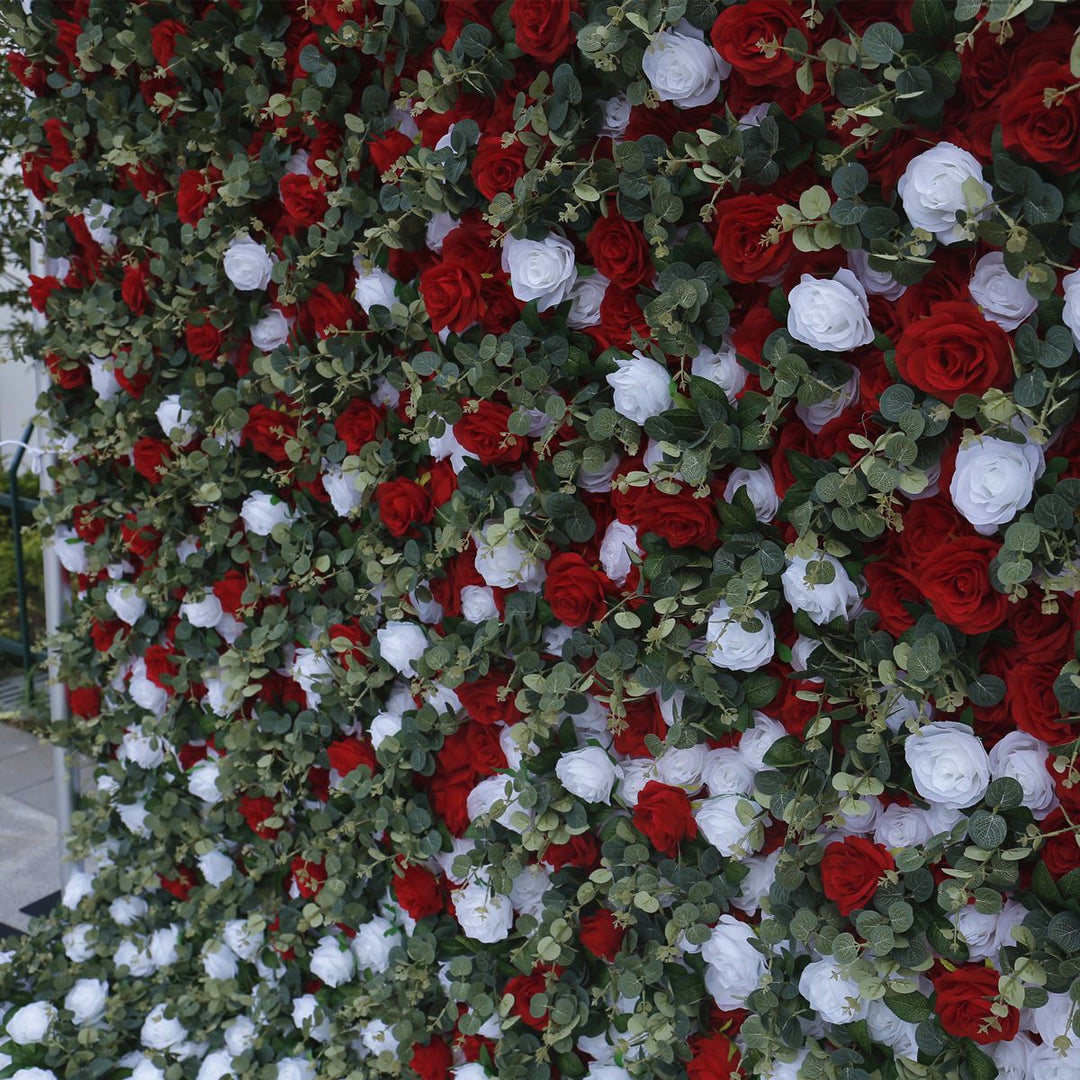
xmin=968 ymin=810 xmax=1007 ymax=850
xmin=884 ymin=990 xmax=932 ymax=1023
xmin=967 ymin=675 xmax=1006 ymax=709
xmin=862 ymin=22 xmax=905 ymax=62
xmin=964 ymin=1041 xmax=999 ymax=1080
xmin=984 ymin=777 xmax=1024 ymax=810
xmin=1049 ymin=911 xmax=1080 ymax=953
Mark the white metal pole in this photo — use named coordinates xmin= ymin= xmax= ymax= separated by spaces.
xmin=28 ymin=192 xmax=81 ymax=885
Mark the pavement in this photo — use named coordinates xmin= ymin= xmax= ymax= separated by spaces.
xmin=0 ymin=720 xmax=85 ymax=933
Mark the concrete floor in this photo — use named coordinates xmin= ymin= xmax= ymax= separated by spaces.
xmin=0 ymin=721 xmax=73 ymax=932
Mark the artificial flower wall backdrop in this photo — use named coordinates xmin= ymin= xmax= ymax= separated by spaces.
xmin=5 ymin=0 xmax=1080 ymax=1078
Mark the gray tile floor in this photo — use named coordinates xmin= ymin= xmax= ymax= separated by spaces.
xmin=0 ymin=721 xmax=69 ymax=931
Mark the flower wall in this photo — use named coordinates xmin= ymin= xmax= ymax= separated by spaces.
xmin=5 ymin=1 xmax=1080 ymax=1079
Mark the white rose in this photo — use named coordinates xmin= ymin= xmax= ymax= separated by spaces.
xmin=1026 ymin=1042 xmax=1080 ymax=1080
xmin=1030 ymin=991 xmax=1075 ymax=1047
xmin=701 ymin=747 xmax=756 ymax=796
xmin=276 ymin=1058 xmax=316 ymax=1080
xmin=196 ymin=1050 xmax=236 ymax=1080
xmin=873 ymin=804 xmax=935 ymax=848
xmin=223 ymin=235 xmax=273 ymax=291
xmin=118 ymin=726 xmax=169 ymax=769
xmin=140 ymin=1004 xmax=186 ymax=1051
xmin=1062 ymin=269 xmax=1080 ymax=351
xmin=376 ymin=620 xmax=427 ymax=675
xmin=694 ymin=794 xmax=761 ymax=857
xmin=240 ymin=491 xmax=295 ymax=535
xmin=88 ymin=354 xmax=122 ymax=401
xmin=738 ymin=712 xmax=786 ymax=770
xmin=724 ymin=466 xmax=779 ymax=523
xmin=6 ymin=1002 xmax=56 ymax=1044
xmin=467 ymin=774 xmax=529 ymax=831
xmin=222 ymin=920 xmax=264 ymax=961
xmin=114 ymin=938 xmax=156 ymax=977
xmin=63 ymin=923 xmax=95 ymax=962
xmin=704 ymin=601 xmax=774 ymax=671
xmin=700 ymin=915 xmax=766 ymax=1008
xmin=352 ymin=263 xmax=398 ymax=313
xmin=425 ymin=211 xmax=455 ymax=252
xmin=250 ymin=309 xmax=291 ymax=351
xmin=110 ymin=895 xmax=148 ymax=925
xmin=556 ymin=746 xmax=622 ymax=803
xmin=786 ymin=269 xmax=874 ymax=352
xmin=224 ymin=1016 xmax=257 ymax=1056
xmin=848 ymin=249 xmax=906 ymax=300
xmin=12 ymin=1071 xmax=58 ymax=1080
xmin=598 ymin=95 xmax=631 ymax=138
xmin=370 ymin=709 xmax=404 ymax=749
xmin=654 ymin=744 xmax=708 ymax=790
xmin=85 ymin=202 xmax=116 ymax=248
xmin=197 ymin=848 xmax=234 ymax=887
xmin=501 ymin=232 xmax=577 ymax=311
xmin=968 ymin=252 xmax=1037 ymax=330
xmin=781 ymin=553 xmax=859 ymax=625
xmin=989 ymin=731 xmax=1056 ymax=819
xmin=321 ymin=463 xmax=367 ymax=517
xmin=866 ymin=999 xmax=919 ymax=1058
xmin=62 ymin=871 xmax=94 ymax=908
xmin=577 ymin=453 xmax=619 ymax=493
xmin=989 ymin=1034 xmax=1042 ymax=1080
xmin=351 ymin=916 xmax=400 ymax=972
xmin=798 ymin=958 xmax=868 ymax=1024
xmin=453 ymin=878 xmax=514 ymax=943
xmin=53 ymin=527 xmax=89 ymax=574
xmin=460 ymin=584 xmax=499 ymax=622
xmin=606 ymin=350 xmax=672 ymax=425
xmin=566 ymin=272 xmax=609 ymax=328
xmin=732 ymin=850 xmax=781 ymax=915
xmin=598 ymin=520 xmax=638 ymax=585
xmin=509 ymin=864 xmax=551 ymax=919
xmin=202 ymin=942 xmax=238 ymax=981
xmin=117 ymin=801 xmax=151 ymax=836
xmin=905 ymin=720 xmax=990 ymax=809
xmin=950 ymin=435 xmax=1042 ymax=534
xmin=128 ymin=1067 xmax=166 ymax=1080
xmin=188 ymin=758 xmax=223 ymax=804
xmin=898 ymin=142 xmax=991 ymax=244
xmin=148 ymin=925 xmax=181 ymax=967
xmin=106 ymin=581 xmax=146 ymax=625
xmin=473 ymin=527 xmax=544 ymax=588
xmin=64 ymin=979 xmax=107 ymax=1026
xmin=691 ymin=340 xmax=746 ymax=401
xmin=309 ymin=936 xmax=355 ymax=988
xmin=156 ymin=395 xmax=196 ymax=442
xmin=292 ymin=995 xmax=331 ymax=1042
xmin=617 ymin=759 xmax=657 ymax=806
xmin=586 ymin=1067 xmax=632 ymax=1080
xmin=641 ymin=25 xmax=728 ymax=109
xmin=128 ymin=660 xmax=167 ymax=714
xmin=795 ymin=369 xmax=859 ymax=432
xmin=180 ymin=592 xmax=223 ymax=628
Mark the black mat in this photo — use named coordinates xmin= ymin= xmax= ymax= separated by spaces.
xmin=20 ymin=891 xmax=59 ymax=919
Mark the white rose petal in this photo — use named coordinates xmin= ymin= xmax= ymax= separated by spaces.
xmin=950 ymin=435 xmax=1042 ymax=535
xmin=501 ymin=233 xmax=577 ymax=311
xmin=968 ymin=252 xmax=1037 ymax=330
xmin=701 ymin=916 xmax=765 ymax=1008
xmin=223 ymin=235 xmax=274 ymax=291
xmin=642 ymin=26 xmax=728 ymax=109
xmin=556 ymin=746 xmax=623 ymax=804
xmin=781 ymin=553 xmax=859 ymax=625
xmin=606 ymin=350 xmax=673 ymax=425
xmin=704 ymin=601 xmax=774 ymax=671
xmin=905 ymin=720 xmax=990 ymax=810
xmin=787 ymin=269 xmax=874 ymax=353
xmin=898 ymin=142 xmax=992 ymax=245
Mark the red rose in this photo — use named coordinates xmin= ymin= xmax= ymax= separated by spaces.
xmin=1007 ymin=660 xmax=1071 ymax=745
xmin=185 ymin=315 xmax=224 ymax=361
xmin=177 ymin=169 xmax=214 ymax=225
xmin=377 ymin=478 xmax=433 ymax=538
xmin=862 ymin=560 xmax=921 ymax=637
xmin=279 ymin=172 xmax=329 ymax=224
xmin=1007 ymin=596 xmax=1072 ymax=664
xmin=586 ymin=211 xmax=651 ymax=287
xmin=615 ymin=483 xmax=718 ymax=551
xmin=151 ymin=19 xmax=188 ymax=67
xmin=213 ymin=570 xmax=247 ymax=616
xmin=45 ymin=352 xmax=88 ymax=390
xmin=933 ymin=966 xmax=1019 ymax=1045
xmin=588 ymin=284 xmax=650 ymax=352
xmin=613 ymin=695 xmax=667 ymax=758
xmin=121 ymin=262 xmax=150 ymax=315
xmin=392 ymin=861 xmax=444 ymax=920
xmin=1039 ymin=807 xmax=1080 ymax=876
xmin=456 ymin=670 xmax=523 ymax=726
xmin=710 ymin=1 xmax=802 ymax=86
xmin=504 ymin=970 xmax=552 ymax=1030
xmin=820 ymin=836 xmax=896 ymax=917
xmin=894 ymin=302 xmax=1013 ymax=404
xmin=132 ymin=436 xmax=173 ymax=483
xmin=1000 ymin=61 xmax=1080 ymax=174
xmin=291 ymin=857 xmax=327 ymax=898
xmin=369 ymin=129 xmax=413 ymax=175
xmin=335 ymin=398 xmax=385 ymax=452
xmin=472 ymin=136 xmax=529 ymax=201
xmin=410 ymin=1040 xmax=452 ymax=1080
xmin=453 ymin=400 xmax=526 ymax=464
xmin=327 ymin=736 xmax=379 ymax=777
xmin=303 ymin=282 xmax=358 ymax=337
xmin=687 ymin=1032 xmax=743 ymax=1080
xmin=420 ymin=259 xmax=483 ymax=333
xmin=632 ymin=780 xmax=698 ymax=856
xmin=28 ymin=274 xmax=61 ymax=313
xmin=921 ymin=538 xmax=1009 ymax=635
xmin=712 ymin=195 xmax=789 ymax=284
xmin=509 ymin=0 xmax=576 ymax=64
xmin=543 ymin=832 xmax=600 ymax=871
xmin=67 ymin=686 xmax=101 ymax=719
xmin=579 ymin=908 xmax=625 ymax=962
xmin=243 ymin=403 xmax=298 ymax=463
xmin=159 ymin=867 xmax=196 ymax=901
xmin=143 ymin=644 xmax=178 ymax=690
xmin=238 ymin=794 xmax=280 ymax=839
xmin=544 ymin=553 xmax=610 ymax=627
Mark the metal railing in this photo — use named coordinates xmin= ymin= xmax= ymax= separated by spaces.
xmin=0 ymin=420 xmax=45 ymax=701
